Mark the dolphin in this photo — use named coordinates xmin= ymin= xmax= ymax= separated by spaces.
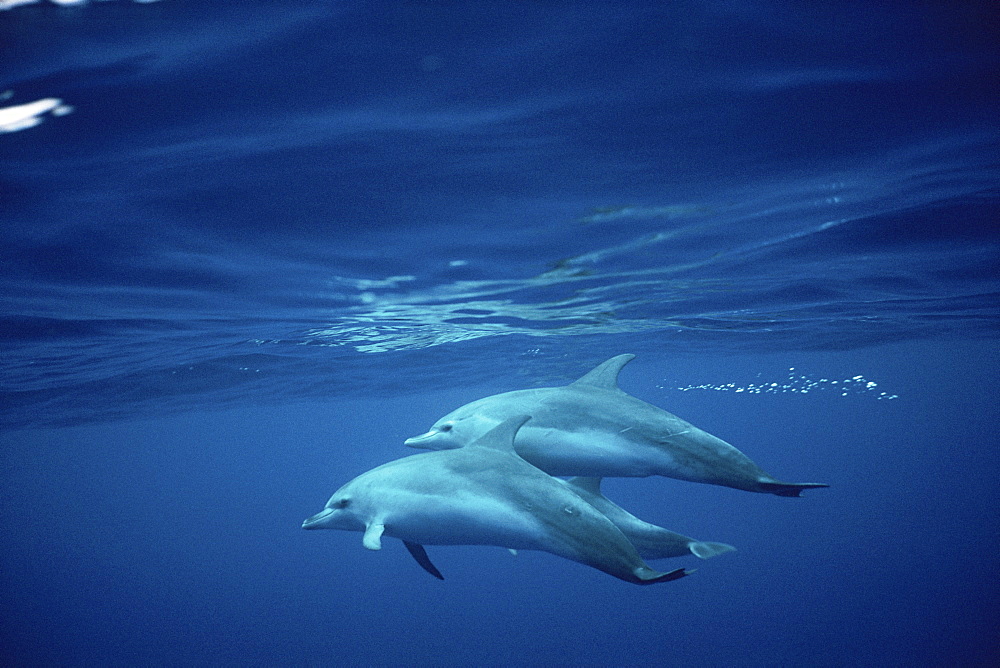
xmin=405 ymin=354 xmax=828 ymax=497
xmin=303 ymin=416 xmax=692 ymax=585
xmin=559 ymin=477 xmax=735 ymax=560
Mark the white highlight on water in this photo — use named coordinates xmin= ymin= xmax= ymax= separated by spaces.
xmin=1 ymin=0 xmax=160 ymax=9
xmin=0 ymin=97 xmax=73 ymax=133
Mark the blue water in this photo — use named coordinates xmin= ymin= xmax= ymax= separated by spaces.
xmin=2 ymin=1 xmax=999 ymax=665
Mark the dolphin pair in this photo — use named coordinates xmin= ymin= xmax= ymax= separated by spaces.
xmin=303 ymin=416 xmax=730 ymax=584
xmin=405 ymin=354 xmax=828 ymax=497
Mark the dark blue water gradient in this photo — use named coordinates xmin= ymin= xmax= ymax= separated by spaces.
xmin=1 ymin=338 xmax=998 ymax=666
xmin=1 ymin=4 xmax=999 ymax=663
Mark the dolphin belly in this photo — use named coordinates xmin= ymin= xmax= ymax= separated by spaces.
xmin=513 ymin=427 xmax=671 ymax=477
xmin=378 ymin=497 xmax=550 ymax=550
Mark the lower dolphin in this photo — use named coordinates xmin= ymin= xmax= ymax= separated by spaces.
xmin=406 ymin=354 xmax=828 ymax=497
xmin=303 ymin=416 xmax=692 ymax=585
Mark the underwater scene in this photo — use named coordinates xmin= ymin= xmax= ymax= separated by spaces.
xmin=2 ymin=1 xmax=998 ymax=666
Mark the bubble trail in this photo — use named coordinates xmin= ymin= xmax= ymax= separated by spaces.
xmin=659 ymin=367 xmax=899 ymax=399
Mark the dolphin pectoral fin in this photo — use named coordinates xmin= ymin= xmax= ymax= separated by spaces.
xmin=363 ymin=523 xmax=385 ymax=550
xmin=634 ymin=566 xmax=692 ymax=585
xmin=689 ymin=541 xmax=736 ymax=559
xmin=402 ymin=541 xmax=444 ymax=580
xmin=758 ymin=481 xmax=830 ymax=497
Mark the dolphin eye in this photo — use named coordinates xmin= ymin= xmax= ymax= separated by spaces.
xmin=438 ymin=424 xmax=453 ymax=433
xmin=333 ymin=498 xmax=350 ymax=509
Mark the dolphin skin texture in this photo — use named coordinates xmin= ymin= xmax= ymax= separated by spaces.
xmin=303 ymin=416 xmax=692 ymax=585
xmin=405 ymin=354 xmax=828 ymax=497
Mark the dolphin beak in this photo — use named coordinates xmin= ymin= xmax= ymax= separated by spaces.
xmin=302 ymin=508 xmax=335 ymax=529
xmin=404 ymin=430 xmax=437 ymax=449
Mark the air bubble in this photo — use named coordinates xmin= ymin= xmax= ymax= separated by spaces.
xmin=667 ymin=367 xmax=897 ymax=399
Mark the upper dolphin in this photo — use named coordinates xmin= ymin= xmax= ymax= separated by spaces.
xmin=405 ymin=354 xmax=828 ymax=497
xmin=303 ymin=416 xmax=692 ymax=585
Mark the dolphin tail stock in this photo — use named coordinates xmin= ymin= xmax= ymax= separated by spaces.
xmin=688 ymin=541 xmax=736 ymax=559
xmin=633 ymin=566 xmax=693 ymax=585
xmin=403 ymin=541 xmax=445 ymax=580
xmin=757 ymin=481 xmax=830 ymax=497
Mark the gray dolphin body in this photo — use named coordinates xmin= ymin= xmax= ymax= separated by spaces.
xmin=560 ymin=477 xmax=735 ymax=560
xmin=303 ymin=416 xmax=691 ymax=585
xmin=405 ymin=354 xmax=828 ymax=497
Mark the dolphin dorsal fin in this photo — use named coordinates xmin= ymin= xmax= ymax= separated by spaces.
xmin=570 ymin=354 xmax=635 ymax=391
xmin=469 ymin=415 xmax=531 ymax=451
xmin=566 ymin=476 xmax=604 ymax=497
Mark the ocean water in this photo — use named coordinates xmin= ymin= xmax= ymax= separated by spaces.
xmin=2 ymin=1 xmax=998 ymax=666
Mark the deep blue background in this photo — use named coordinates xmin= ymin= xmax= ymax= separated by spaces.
xmin=3 ymin=340 xmax=999 ymax=666
xmin=2 ymin=1 xmax=999 ymax=666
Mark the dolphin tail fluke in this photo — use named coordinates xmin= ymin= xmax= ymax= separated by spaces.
xmin=633 ymin=566 xmax=692 ymax=585
xmin=758 ymin=481 xmax=830 ymax=497
xmin=403 ymin=541 xmax=445 ymax=580
xmin=689 ymin=541 xmax=736 ymax=559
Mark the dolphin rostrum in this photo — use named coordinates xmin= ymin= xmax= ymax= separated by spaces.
xmin=303 ymin=416 xmax=692 ymax=585
xmin=405 ymin=354 xmax=828 ymax=497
